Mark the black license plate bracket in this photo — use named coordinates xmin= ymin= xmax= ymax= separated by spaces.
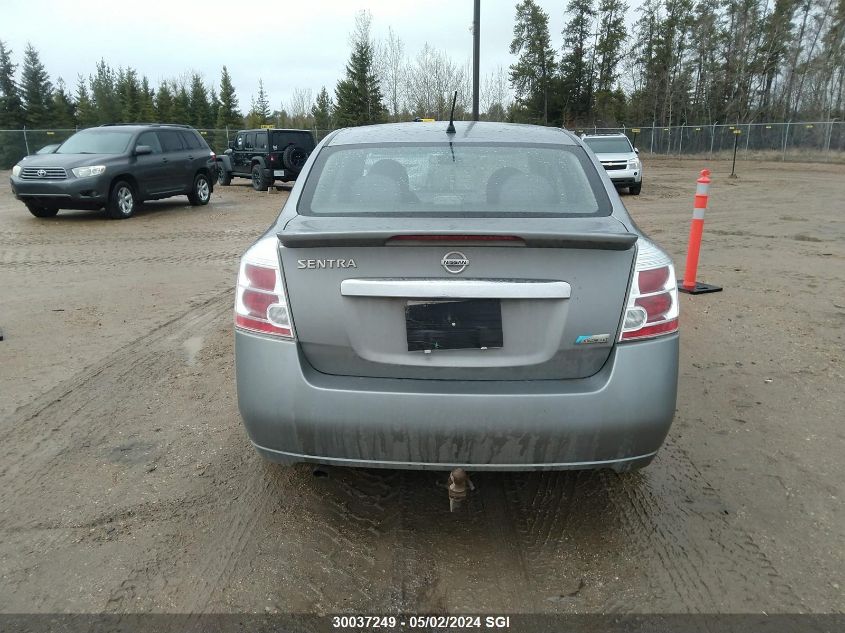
xmin=405 ymin=299 xmax=504 ymax=352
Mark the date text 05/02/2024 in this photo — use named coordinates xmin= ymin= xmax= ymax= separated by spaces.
xmin=331 ymin=615 xmax=512 ymax=629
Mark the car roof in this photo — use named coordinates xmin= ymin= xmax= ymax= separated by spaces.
xmin=91 ymin=124 xmax=198 ymax=133
xmin=327 ymin=121 xmax=577 ymax=146
xmin=243 ymin=128 xmax=312 ymax=133
xmin=582 ymin=133 xmax=628 ymax=138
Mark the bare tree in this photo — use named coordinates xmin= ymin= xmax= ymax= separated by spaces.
xmin=405 ymin=43 xmax=467 ymax=119
xmin=481 ymin=65 xmax=512 ymax=120
xmin=287 ymin=87 xmax=313 ymax=128
xmin=375 ymin=27 xmax=406 ymax=119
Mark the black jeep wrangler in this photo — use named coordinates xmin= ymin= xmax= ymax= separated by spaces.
xmin=216 ymin=128 xmax=315 ymax=190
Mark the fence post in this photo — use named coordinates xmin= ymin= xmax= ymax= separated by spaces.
xmin=22 ymin=126 xmax=30 ymax=155
xmin=650 ymin=121 xmax=655 ymax=154
xmin=782 ymin=121 xmax=790 ymax=161
xmin=745 ymin=123 xmax=751 ymax=156
xmin=679 ymin=125 xmax=684 ymax=155
xmin=709 ymin=123 xmax=716 ymax=158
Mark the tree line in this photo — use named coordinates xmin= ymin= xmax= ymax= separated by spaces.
xmin=509 ymin=0 xmax=844 ymax=127
xmin=1 ymin=0 xmax=843 ymax=141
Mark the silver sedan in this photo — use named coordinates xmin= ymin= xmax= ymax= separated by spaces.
xmin=234 ymin=122 xmax=679 ymax=472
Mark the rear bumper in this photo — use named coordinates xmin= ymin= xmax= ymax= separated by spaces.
xmin=235 ymin=331 xmax=678 ymax=471
xmin=10 ymin=175 xmax=110 ymax=209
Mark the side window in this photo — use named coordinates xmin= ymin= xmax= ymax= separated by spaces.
xmin=179 ymin=131 xmax=202 ymax=150
xmin=136 ymin=131 xmax=162 ymax=154
xmin=236 ymin=133 xmax=244 ymax=150
xmin=245 ymin=133 xmax=255 ymax=150
xmin=158 ymin=130 xmax=185 ymax=152
xmin=255 ymin=132 xmax=267 ymax=151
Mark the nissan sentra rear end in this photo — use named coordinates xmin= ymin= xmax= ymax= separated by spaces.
xmin=234 ymin=122 xmax=679 ymax=472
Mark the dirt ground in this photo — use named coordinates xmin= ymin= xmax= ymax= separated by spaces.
xmin=0 ymin=159 xmax=843 ymax=615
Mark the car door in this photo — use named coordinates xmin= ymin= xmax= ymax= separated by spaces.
xmin=179 ymin=131 xmax=206 ymax=186
xmin=233 ymin=132 xmax=248 ymax=175
xmin=132 ymin=131 xmax=167 ymax=197
xmin=156 ymin=129 xmax=191 ymax=193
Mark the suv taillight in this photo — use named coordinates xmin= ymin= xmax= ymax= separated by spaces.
xmin=235 ymin=236 xmax=294 ymax=338
xmin=620 ymin=240 xmax=679 ymax=341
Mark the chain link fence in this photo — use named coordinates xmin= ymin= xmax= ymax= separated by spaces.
xmin=573 ymin=121 xmax=844 ymax=162
xmin=2 ymin=122 xmax=842 ymax=170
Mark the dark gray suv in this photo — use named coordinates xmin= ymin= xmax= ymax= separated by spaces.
xmin=9 ymin=124 xmax=216 ymax=219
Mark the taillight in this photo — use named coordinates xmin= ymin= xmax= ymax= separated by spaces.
xmin=620 ymin=240 xmax=679 ymax=341
xmin=235 ymin=236 xmax=294 ymax=338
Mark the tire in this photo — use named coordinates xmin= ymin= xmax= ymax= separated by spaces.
xmin=281 ymin=145 xmax=308 ymax=173
xmin=629 ymin=182 xmax=642 ymax=195
xmin=188 ymin=172 xmax=212 ymax=206
xmin=25 ymin=203 xmax=59 ymax=218
xmin=216 ymin=162 xmax=231 ymax=186
xmin=251 ymin=164 xmax=269 ymax=191
xmin=107 ymin=180 xmax=136 ymax=219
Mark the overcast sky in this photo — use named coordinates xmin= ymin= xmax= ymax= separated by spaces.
xmin=3 ymin=0 xmax=638 ymax=110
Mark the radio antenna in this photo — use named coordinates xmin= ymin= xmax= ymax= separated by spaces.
xmin=446 ymin=91 xmax=458 ymax=134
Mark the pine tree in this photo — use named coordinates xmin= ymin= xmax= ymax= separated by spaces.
xmin=155 ymin=81 xmax=174 ymax=123
xmin=509 ymin=0 xmax=557 ymax=124
xmin=117 ymin=67 xmax=141 ymax=123
xmin=49 ymin=78 xmax=76 ymax=128
xmin=75 ymin=75 xmax=97 ymax=127
xmin=139 ymin=76 xmax=156 ymax=122
xmin=252 ymin=79 xmax=271 ymax=122
xmin=90 ymin=60 xmax=119 ymax=123
xmin=333 ymin=11 xmax=388 ymax=127
xmin=209 ymin=87 xmax=220 ymax=128
xmin=172 ymin=83 xmax=190 ymax=123
xmin=20 ymin=43 xmax=53 ymax=128
xmin=0 ymin=40 xmax=25 ymax=129
xmin=189 ymin=73 xmax=211 ymax=128
xmin=560 ymin=0 xmax=596 ymax=123
xmin=215 ymin=66 xmax=242 ymax=129
xmin=0 ymin=40 xmax=26 ymax=167
xmin=311 ymin=86 xmax=334 ymax=131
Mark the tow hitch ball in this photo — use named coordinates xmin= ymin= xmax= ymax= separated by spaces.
xmin=447 ymin=467 xmax=475 ymax=512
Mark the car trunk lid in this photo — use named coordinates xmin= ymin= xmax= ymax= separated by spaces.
xmin=278 ymin=215 xmax=636 ymax=380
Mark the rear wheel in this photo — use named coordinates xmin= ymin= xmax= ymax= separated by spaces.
xmin=216 ymin=162 xmax=231 ymax=186
xmin=107 ymin=180 xmax=136 ymax=219
xmin=188 ymin=173 xmax=211 ymax=206
xmin=251 ymin=164 xmax=269 ymax=191
xmin=629 ymin=183 xmax=642 ymax=196
xmin=25 ymin=203 xmax=59 ymax=218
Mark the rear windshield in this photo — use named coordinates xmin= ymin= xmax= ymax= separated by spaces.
xmin=272 ymin=131 xmax=314 ymax=152
xmin=57 ymin=130 xmax=133 ymax=155
xmin=582 ymin=137 xmax=633 ymax=154
xmin=298 ymin=143 xmax=610 ymax=217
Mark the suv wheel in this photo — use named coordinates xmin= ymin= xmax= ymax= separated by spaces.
xmin=217 ymin=162 xmax=231 ymax=186
xmin=629 ymin=183 xmax=642 ymax=196
xmin=282 ymin=145 xmax=308 ymax=173
xmin=189 ymin=173 xmax=212 ymax=206
xmin=26 ymin=203 xmax=59 ymax=218
xmin=108 ymin=180 xmax=136 ymax=219
xmin=251 ymin=164 xmax=269 ymax=191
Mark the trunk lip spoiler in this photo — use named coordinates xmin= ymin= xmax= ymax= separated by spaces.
xmin=277 ymin=231 xmax=637 ymax=250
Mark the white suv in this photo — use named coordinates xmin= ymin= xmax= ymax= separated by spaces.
xmin=582 ymin=133 xmax=642 ymax=195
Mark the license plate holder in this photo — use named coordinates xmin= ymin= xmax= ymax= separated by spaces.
xmin=405 ymin=299 xmax=503 ymax=352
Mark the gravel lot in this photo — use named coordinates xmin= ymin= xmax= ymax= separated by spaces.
xmin=0 ymin=159 xmax=843 ymax=614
